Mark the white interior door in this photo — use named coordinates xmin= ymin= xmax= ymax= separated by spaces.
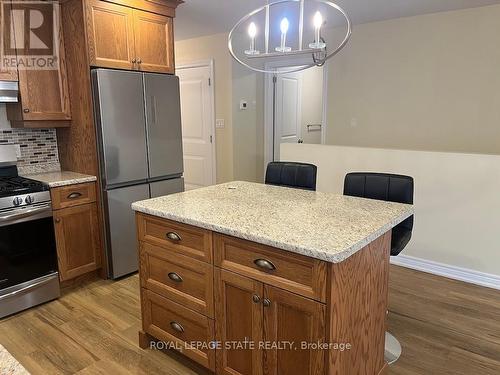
xmin=274 ymin=71 xmax=302 ymax=160
xmin=177 ymin=64 xmax=215 ymax=190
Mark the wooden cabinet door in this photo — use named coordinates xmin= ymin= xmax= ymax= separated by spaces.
xmin=0 ymin=0 xmax=17 ymax=81
xmin=86 ymin=0 xmax=136 ymax=70
xmin=133 ymin=10 xmax=174 ymax=73
xmin=263 ymin=285 xmax=326 ymax=375
xmin=215 ymin=269 xmax=264 ymax=375
xmin=10 ymin=3 xmax=71 ymax=121
xmin=54 ymin=203 xmax=101 ymax=281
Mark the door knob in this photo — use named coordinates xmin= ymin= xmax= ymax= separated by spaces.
xmin=23 ymin=108 xmax=30 ymax=113
xmin=252 ymin=294 xmax=261 ymax=303
xmin=263 ymin=298 xmax=271 ymax=307
xmin=132 ymin=58 xmax=137 ymax=64
xmin=137 ymin=58 xmax=142 ymax=64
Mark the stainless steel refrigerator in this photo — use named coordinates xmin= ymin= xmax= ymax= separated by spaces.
xmin=92 ymin=69 xmax=184 ymax=279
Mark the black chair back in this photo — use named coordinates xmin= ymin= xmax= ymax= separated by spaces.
xmin=265 ymin=162 xmax=317 ymax=191
xmin=343 ymin=172 xmax=414 ymax=256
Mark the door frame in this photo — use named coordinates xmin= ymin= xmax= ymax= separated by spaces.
xmin=263 ymin=59 xmax=329 ymax=173
xmin=176 ymin=59 xmax=217 ymax=185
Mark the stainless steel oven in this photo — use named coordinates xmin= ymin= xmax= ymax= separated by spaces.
xmin=0 ymin=193 xmax=60 ymax=318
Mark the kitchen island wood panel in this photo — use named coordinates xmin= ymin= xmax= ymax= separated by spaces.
xmin=133 ymin=182 xmax=413 ymax=374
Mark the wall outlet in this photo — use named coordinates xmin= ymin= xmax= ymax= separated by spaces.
xmin=14 ymin=144 xmax=22 ymax=158
xmin=216 ymin=119 xmax=225 ymax=129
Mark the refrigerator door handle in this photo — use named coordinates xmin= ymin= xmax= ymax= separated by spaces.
xmin=150 ymin=96 xmax=157 ymax=124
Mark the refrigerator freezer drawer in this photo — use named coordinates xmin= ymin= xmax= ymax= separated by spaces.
xmin=106 ymin=184 xmax=150 ymax=279
xmin=150 ymin=178 xmax=185 ymax=198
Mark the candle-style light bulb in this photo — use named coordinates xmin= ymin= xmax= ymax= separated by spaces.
xmin=276 ymin=17 xmax=291 ymax=53
xmin=245 ymin=22 xmax=260 ymax=55
xmin=309 ymin=11 xmax=326 ymax=49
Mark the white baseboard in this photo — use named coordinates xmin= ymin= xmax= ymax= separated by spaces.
xmin=390 ymin=255 xmax=500 ymax=291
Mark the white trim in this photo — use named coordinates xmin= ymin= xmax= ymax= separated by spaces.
xmin=391 ymin=255 xmax=500 ymax=291
xmin=176 ymin=60 xmax=217 ymax=185
xmin=263 ymin=60 xmax=329 ymax=174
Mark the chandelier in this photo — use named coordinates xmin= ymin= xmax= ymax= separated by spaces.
xmin=228 ymin=0 xmax=352 ymax=74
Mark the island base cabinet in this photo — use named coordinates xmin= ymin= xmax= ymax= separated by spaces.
xmin=214 ymin=268 xmax=325 ymax=375
xmin=141 ymin=288 xmax=216 ymax=371
xmin=215 ymin=269 xmax=264 ymax=375
xmin=262 ymin=286 xmax=326 ymax=375
xmin=53 ymin=203 xmax=101 ymax=281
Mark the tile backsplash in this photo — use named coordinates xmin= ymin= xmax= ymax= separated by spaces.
xmin=0 ymin=128 xmax=60 ymax=173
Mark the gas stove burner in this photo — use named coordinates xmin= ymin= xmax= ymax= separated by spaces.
xmin=0 ymin=176 xmax=49 ymax=198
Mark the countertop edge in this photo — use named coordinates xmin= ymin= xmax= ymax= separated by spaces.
xmin=44 ymin=176 xmax=97 ymax=188
xmin=131 ymin=202 xmax=414 ymax=263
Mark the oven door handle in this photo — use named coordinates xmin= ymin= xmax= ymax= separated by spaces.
xmin=0 ymin=275 xmax=57 ymax=301
xmin=0 ymin=204 xmax=52 ymax=226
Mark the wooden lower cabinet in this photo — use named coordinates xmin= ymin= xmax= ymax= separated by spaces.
xmin=262 ymin=285 xmax=326 ymax=375
xmin=215 ymin=269 xmax=264 ymax=375
xmin=214 ymin=268 xmax=325 ymax=375
xmin=54 ymin=203 xmax=101 ymax=281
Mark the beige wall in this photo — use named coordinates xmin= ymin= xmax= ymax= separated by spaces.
xmin=300 ymin=66 xmax=323 ymax=144
xmin=324 ymin=4 xmax=500 ymax=155
xmin=281 ymin=143 xmax=500 ymax=281
xmin=175 ymin=33 xmax=234 ymax=183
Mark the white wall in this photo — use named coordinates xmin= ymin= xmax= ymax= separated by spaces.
xmin=281 ymin=143 xmax=500 ymax=280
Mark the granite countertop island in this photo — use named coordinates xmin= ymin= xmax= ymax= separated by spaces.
xmin=22 ymin=171 xmax=97 ymax=188
xmin=131 ymin=181 xmax=413 ymax=263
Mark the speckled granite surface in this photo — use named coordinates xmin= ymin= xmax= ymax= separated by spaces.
xmin=0 ymin=344 xmax=30 ymax=375
xmin=17 ymin=162 xmax=61 ymax=175
xmin=22 ymin=171 xmax=97 ymax=188
xmin=132 ymin=181 xmax=414 ymax=263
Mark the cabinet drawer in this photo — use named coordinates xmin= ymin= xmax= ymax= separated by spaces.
xmin=139 ymin=242 xmax=214 ymax=317
xmin=141 ymin=289 xmax=215 ymax=371
xmin=51 ymin=182 xmax=96 ymax=210
xmin=137 ymin=214 xmax=212 ymax=263
xmin=214 ymin=234 xmax=327 ymax=303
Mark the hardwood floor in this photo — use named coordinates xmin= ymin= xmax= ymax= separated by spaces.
xmin=1 ymin=265 xmax=499 ymax=374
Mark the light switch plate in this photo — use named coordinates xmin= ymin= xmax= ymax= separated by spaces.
xmin=14 ymin=144 xmax=21 ymax=158
xmin=216 ymin=119 xmax=225 ymax=129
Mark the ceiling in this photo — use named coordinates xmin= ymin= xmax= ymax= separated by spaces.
xmin=175 ymin=0 xmax=500 ymax=41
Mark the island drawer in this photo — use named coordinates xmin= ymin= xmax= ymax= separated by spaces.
xmin=141 ymin=288 xmax=215 ymax=371
xmin=136 ymin=214 xmax=213 ymax=263
xmin=214 ymin=234 xmax=327 ymax=303
xmin=51 ymin=182 xmax=96 ymax=210
xmin=139 ymin=242 xmax=214 ymax=317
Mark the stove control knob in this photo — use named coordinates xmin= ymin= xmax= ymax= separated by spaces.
xmin=13 ymin=197 xmax=23 ymax=206
xmin=25 ymin=195 xmax=34 ymax=205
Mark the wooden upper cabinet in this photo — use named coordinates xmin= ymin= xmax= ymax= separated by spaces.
xmin=86 ymin=0 xmax=136 ymax=70
xmin=6 ymin=2 xmax=71 ymax=125
xmin=133 ymin=10 xmax=174 ymax=73
xmin=85 ymin=0 xmax=175 ymax=73
xmin=263 ymin=285 xmax=326 ymax=375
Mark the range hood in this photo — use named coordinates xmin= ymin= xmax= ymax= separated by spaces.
xmin=0 ymin=81 xmax=19 ymax=102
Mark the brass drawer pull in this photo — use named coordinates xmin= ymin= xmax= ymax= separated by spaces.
xmin=252 ymin=294 xmax=261 ymax=303
xmin=254 ymin=258 xmax=276 ymax=271
xmin=166 ymin=232 xmax=182 ymax=242
xmin=170 ymin=321 xmax=184 ymax=333
xmin=67 ymin=192 xmax=82 ymax=199
xmin=167 ymin=272 xmax=183 ymax=283
xmin=263 ymin=298 xmax=271 ymax=308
